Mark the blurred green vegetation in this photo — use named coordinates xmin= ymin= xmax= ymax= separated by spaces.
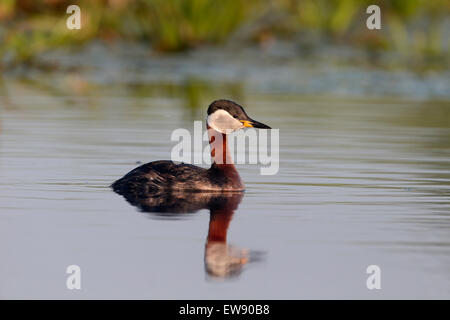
xmin=0 ymin=0 xmax=448 ymax=67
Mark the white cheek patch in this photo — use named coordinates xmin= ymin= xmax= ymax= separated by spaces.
xmin=207 ymin=110 xmax=244 ymax=134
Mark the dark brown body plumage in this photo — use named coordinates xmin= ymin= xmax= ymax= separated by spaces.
xmin=111 ymin=160 xmax=244 ymax=197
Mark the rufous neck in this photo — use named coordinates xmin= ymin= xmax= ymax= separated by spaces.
xmin=207 ymin=124 xmax=234 ymax=166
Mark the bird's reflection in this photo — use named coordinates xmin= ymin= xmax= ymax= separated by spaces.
xmin=115 ymin=190 xmax=263 ymax=279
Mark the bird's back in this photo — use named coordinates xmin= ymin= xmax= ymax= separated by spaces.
xmin=111 ymin=160 xmax=244 ymax=196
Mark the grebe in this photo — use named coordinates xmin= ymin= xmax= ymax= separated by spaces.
xmin=111 ymin=99 xmax=270 ymax=195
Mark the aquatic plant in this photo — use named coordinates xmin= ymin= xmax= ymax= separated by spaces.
xmin=0 ymin=0 xmax=448 ymax=68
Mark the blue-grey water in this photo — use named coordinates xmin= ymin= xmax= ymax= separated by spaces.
xmin=0 ymin=74 xmax=449 ymax=299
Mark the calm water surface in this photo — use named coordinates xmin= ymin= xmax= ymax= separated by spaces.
xmin=0 ymin=81 xmax=449 ymax=298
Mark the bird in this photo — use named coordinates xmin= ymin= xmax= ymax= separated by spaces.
xmin=111 ymin=99 xmax=271 ymax=196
